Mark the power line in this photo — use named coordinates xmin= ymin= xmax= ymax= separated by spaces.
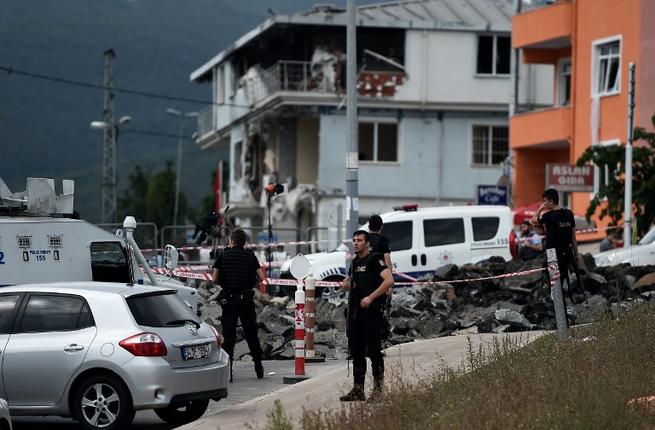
xmin=122 ymin=129 xmax=193 ymax=140
xmin=0 ymin=65 xmax=251 ymax=109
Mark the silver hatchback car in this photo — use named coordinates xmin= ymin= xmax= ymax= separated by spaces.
xmin=0 ymin=282 xmax=229 ymax=429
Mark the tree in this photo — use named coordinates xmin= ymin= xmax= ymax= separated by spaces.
xmin=118 ymin=162 xmax=188 ymax=228
xmin=145 ymin=161 xmax=188 ymax=228
xmin=576 ymin=114 xmax=655 ymax=238
xmin=118 ymin=165 xmax=150 ymax=221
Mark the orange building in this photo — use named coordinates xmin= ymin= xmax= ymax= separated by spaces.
xmin=510 ymin=0 xmax=655 ymax=221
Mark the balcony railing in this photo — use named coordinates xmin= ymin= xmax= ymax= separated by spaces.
xmin=196 ymin=105 xmax=215 ymax=138
xmin=242 ymin=60 xmax=337 ymax=105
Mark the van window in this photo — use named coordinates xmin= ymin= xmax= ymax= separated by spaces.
xmin=17 ymin=295 xmax=91 ymax=333
xmin=0 ymin=295 xmax=20 ymax=334
xmin=383 ymin=221 xmax=412 ymax=251
xmin=424 ymin=218 xmax=465 ymax=247
xmin=472 ymin=217 xmax=500 ymax=241
xmin=90 ymin=242 xmax=131 ymax=283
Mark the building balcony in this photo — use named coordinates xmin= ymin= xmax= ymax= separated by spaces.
xmin=512 ymin=0 xmax=573 ymax=51
xmin=242 ymin=60 xmax=406 ymax=106
xmin=510 ymin=106 xmax=572 ymax=149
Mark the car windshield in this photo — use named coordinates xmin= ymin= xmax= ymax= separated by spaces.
xmin=639 ymin=227 xmax=655 ymax=245
xmin=126 ymin=291 xmax=198 ymax=328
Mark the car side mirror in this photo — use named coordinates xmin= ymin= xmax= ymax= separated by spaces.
xmin=164 ymin=244 xmax=179 ymax=271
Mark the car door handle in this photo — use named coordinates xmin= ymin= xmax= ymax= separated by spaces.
xmin=421 ymin=254 xmax=427 ymax=266
xmin=64 ymin=344 xmax=85 ymax=352
xmin=411 ymin=255 xmax=417 ymax=266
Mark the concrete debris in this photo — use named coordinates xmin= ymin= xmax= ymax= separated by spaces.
xmin=193 ymin=254 xmax=655 ymax=361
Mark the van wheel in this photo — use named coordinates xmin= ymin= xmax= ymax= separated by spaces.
xmin=154 ymin=399 xmax=209 ymax=425
xmin=73 ymin=375 xmax=134 ymax=430
xmin=321 ymin=276 xmax=346 ymax=300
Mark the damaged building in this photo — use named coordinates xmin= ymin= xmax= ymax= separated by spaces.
xmin=190 ymin=0 xmax=552 ymax=234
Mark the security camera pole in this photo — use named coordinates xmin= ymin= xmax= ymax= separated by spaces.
xmin=346 ymin=0 xmax=359 ymax=239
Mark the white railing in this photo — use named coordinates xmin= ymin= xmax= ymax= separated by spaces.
xmin=242 ymin=60 xmax=335 ymax=105
xmin=196 ymin=105 xmax=215 ymax=138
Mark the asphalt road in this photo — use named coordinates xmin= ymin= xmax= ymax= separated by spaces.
xmin=10 ymin=359 xmax=336 ymax=429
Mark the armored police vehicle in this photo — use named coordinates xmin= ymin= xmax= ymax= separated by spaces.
xmin=0 ymin=178 xmax=197 ymax=310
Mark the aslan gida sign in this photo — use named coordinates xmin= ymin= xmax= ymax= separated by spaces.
xmin=546 ymin=164 xmax=594 ymax=192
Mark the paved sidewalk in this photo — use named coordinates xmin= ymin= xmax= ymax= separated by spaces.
xmin=180 ymin=331 xmax=545 ymax=430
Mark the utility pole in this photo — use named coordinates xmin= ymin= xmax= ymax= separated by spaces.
xmin=101 ymin=49 xmax=117 ymax=224
xmin=624 ymin=62 xmax=636 ymax=247
xmin=345 ymin=0 xmax=359 ymax=239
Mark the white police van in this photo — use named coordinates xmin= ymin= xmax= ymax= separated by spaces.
xmin=282 ymin=205 xmax=516 ymax=284
xmin=0 ymin=178 xmax=197 ymax=310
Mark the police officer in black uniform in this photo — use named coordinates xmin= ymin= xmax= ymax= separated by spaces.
xmin=212 ymin=229 xmax=265 ymax=382
xmin=340 ymin=230 xmax=393 ymax=402
xmin=368 ymin=215 xmax=393 ymax=341
xmin=368 ymin=215 xmax=392 ymax=269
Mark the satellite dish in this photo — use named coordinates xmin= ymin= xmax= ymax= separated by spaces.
xmin=289 ymin=254 xmax=311 ymax=280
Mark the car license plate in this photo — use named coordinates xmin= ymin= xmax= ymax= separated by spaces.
xmin=181 ymin=344 xmax=211 ymax=361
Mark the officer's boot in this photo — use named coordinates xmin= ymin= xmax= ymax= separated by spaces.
xmin=368 ymin=377 xmax=384 ymax=402
xmin=254 ymin=359 xmax=264 ymax=379
xmin=339 ymin=383 xmax=365 ymax=402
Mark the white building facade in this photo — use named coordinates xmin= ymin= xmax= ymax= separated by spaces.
xmin=190 ymin=0 xmax=552 ymax=235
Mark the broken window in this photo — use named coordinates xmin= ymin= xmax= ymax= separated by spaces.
xmin=358 ymin=122 xmax=398 ymax=162
xmin=472 ymin=125 xmax=508 ymax=166
xmin=476 ymin=35 xmax=510 ymax=75
xmin=595 ymin=40 xmax=620 ymax=95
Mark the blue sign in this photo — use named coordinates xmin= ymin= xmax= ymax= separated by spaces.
xmin=477 ymin=185 xmax=508 ymax=206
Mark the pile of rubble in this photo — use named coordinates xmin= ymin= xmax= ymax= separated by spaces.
xmin=195 ymin=254 xmax=655 ymax=361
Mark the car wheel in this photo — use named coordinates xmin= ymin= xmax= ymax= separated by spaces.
xmin=73 ymin=375 xmax=135 ymax=430
xmin=154 ymin=399 xmax=209 ymax=425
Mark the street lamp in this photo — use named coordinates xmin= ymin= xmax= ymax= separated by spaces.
xmin=165 ymin=108 xmax=198 ymax=226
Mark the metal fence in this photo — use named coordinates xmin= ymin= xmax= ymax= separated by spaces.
xmin=96 ymin=222 xmax=346 ymax=266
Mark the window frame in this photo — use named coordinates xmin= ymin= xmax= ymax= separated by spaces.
xmin=89 ymin=241 xmax=131 ymax=284
xmin=591 ymin=35 xmax=622 ymax=97
xmin=358 ymin=119 xmax=400 ymax=164
xmin=557 ymin=57 xmax=572 ymax=107
xmin=470 ymin=124 xmax=510 ymax=167
xmin=475 ymin=34 xmax=511 ymax=77
xmin=14 ymin=293 xmax=95 ymax=334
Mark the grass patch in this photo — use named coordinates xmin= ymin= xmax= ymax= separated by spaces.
xmin=267 ymin=305 xmax=655 ymax=429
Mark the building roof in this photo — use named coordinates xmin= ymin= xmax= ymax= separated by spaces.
xmin=301 ymin=1 xmax=513 ymax=27
xmin=190 ymin=0 xmax=513 ymax=82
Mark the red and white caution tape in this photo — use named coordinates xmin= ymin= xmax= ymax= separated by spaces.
xmin=146 ymin=265 xmax=548 ymax=287
xmin=261 ymin=267 xmax=547 ymax=288
xmin=547 ymin=263 xmax=560 ymax=288
xmin=148 ymin=267 xmax=213 ymax=281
